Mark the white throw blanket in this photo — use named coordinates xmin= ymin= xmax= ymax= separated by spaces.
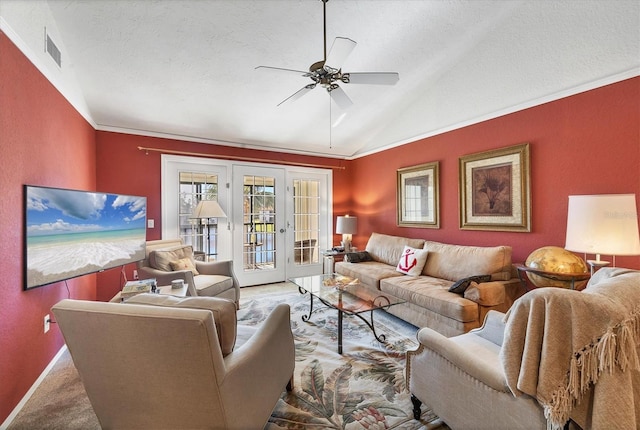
xmin=500 ymin=268 xmax=640 ymax=430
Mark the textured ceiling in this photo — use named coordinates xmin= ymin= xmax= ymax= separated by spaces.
xmin=2 ymin=0 xmax=639 ymax=158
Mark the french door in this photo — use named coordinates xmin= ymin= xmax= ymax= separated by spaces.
xmin=232 ymin=165 xmax=286 ymax=286
xmin=163 ymin=155 xmax=330 ymax=287
xmin=232 ymin=165 xmax=328 ymax=286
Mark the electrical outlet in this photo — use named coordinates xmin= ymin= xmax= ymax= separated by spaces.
xmin=133 ymin=269 xmax=139 ymax=280
xmin=44 ymin=315 xmax=50 ymax=333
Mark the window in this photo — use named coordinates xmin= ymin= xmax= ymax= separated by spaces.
xmin=293 ymin=179 xmax=320 ymax=265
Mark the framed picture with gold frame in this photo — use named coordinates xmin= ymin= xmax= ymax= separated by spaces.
xmin=459 ymin=143 xmax=530 ymax=232
xmin=397 ymin=161 xmax=440 ymax=228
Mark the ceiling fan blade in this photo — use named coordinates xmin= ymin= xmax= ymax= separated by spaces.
xmin=323 ymin=37 xmax=357 ymax=74
xmin=342 ymin=72 xmax=399 ymax=85
xmin=255 ymin=65 xmax=310 ymax=76
xmin=327 ymin=84 xmax=353 ymax=109
xmin=277 ymin=83 xmax=316 ymax=107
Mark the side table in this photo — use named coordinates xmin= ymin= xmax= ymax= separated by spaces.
xmin=514 ymin=264 xmax=590 ymax=291
xmin=321 ymin=248 xmax=358 ymax=274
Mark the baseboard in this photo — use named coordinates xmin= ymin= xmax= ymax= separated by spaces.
xmin=0 ymin=345 xmax=67 ymax=430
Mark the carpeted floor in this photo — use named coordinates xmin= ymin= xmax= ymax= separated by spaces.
xmin=7 ymin=282 xmax=446 ymax=429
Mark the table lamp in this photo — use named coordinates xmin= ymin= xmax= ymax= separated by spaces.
xmin=565 ymin=194 xmax=640 ymax=275
xmin=192 ymin=200 xmax=227 ymax=261
xmin=336 ymin=215 xmax=357 ymax=252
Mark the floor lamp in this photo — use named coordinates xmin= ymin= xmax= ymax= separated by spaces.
xmin=192 ymin=200 xmax=227 ymax=261
xmin=565 ymin=194 xmax=640 ymax=275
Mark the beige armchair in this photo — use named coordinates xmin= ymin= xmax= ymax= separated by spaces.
xmin=52 ymin=294 xmax=295 ymax=430
xmin=137 ymin=239 xmax=240 ymax=308
xmin=406 ymin=267 xmax=640 ymax=430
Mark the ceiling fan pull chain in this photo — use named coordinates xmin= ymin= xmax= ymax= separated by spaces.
xmin=329 ymin=95 xmax=332 ymax=149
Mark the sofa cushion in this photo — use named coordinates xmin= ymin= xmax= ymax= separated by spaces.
xmin=123 ymin=293 xmax=237 ymax=355
xmin=170 ymin=257 xmax=200 ymax=275
xmin=422 ymin=241 xmax=512 ymax=282
xmin=335 ymin=261 xmax=404 ymax=290
xmin=380 ymin=275 xmax=479 ymax=323
xmin=449 ymin=274 xmax=492 ymax=294
xmin=365 ymin=233 xmax=426 ymax=267
xmin=194 ymin=274 xmax=235 ymax=297
xmin=149 ymin=245 xmax=196 ymax=272
xmin=396 ymin=246 xmax=429 ymax=276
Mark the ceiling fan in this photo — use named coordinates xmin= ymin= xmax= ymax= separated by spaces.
xmin=256 ymin=0 xmax=399 ymax=109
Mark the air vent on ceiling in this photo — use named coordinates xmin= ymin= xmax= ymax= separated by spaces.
xmin=44 ymin=28 xmax=62 ymax=68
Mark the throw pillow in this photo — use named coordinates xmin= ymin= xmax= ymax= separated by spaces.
xmin=149 ymin=245 xmax=195 ymax=272
xmin=396 ymin=246 xmax=429 ymax=276
xmin=448 ymin=274 xmax=492 ymax=294
xmin=170 ymin=257 xmax=199 ymax=275
xmin=345 ymin=251 xmax=373 ymax=263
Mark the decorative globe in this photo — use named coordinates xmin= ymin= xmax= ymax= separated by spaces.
xmin=525 ymin=246 xmax=588 ymax=288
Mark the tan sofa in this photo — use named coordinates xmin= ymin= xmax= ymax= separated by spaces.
xmin=335 ymin=232 xmax=524 ymax=336
xmin=52 ymin=294 xmax=295 ymax=429
xmin=137 ymin=239 xmax=240 ymax=308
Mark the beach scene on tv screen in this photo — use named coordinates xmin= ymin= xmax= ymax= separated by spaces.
xmin=25 ymin=186 xmax=147 ymax=289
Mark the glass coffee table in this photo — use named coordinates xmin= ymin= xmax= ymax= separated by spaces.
xmin=289 ymin=273 xmax=405 ymax=354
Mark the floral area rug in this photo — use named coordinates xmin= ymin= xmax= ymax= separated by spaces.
xmin=237 ymin=290 xmax=446 ymax=430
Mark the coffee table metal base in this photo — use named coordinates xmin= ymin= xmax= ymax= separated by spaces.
xmin=298 ymin=285 xmax=388 ymax=354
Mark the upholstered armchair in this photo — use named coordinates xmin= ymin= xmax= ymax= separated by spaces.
xmin=407 ymin=267 xmax=640 ymax=430
xmin=137 ymin=239 xmax=240 ymax=308
xmin=52 ymin=294 xmax=295 ymax=430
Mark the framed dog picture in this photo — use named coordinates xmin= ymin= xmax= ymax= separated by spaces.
xmin=459 ymin=143 xmax=530 ymax=232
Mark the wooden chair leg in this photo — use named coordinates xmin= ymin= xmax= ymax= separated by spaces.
xmin=411 ymin=394 xmax=422 ymax=420
xmin=286 ymin=375 xmax=294 ymax=392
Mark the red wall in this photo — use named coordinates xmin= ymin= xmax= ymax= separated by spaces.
xmin=0 ymin=32 xmax=97 ymax=423
xmin=350 ymin=77 xmax=640 ymax=269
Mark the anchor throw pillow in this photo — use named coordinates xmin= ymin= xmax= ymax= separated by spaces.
xmin=396 ymin=246 xmax=429 ymax=276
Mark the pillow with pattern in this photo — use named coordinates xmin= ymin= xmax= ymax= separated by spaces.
xmin=396 ymin=246 xmax=429 ymax=276
xmin=345 ymin=251 xmax=373 ymax=263
xmin=448 ymin=274 xmax=492 ymax=294
xmin=170 ymin=257 xmax=199 ymax=275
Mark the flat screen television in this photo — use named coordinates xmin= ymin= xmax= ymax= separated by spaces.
xmin=24 ymin=185 xmax=147 ymax=290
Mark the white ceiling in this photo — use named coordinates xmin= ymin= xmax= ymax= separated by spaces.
xmin=2 ymin=0 xmax=639 ymax=158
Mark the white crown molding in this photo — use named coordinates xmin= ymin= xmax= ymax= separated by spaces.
xmin=351 ymin=67 xmax=640 ymax=160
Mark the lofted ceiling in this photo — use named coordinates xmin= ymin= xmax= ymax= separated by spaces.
xmin=1 ymin=0 xmax=639 ymax=158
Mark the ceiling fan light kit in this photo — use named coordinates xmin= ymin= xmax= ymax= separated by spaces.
xmin=256 ymin=0 xmax=399 ymax=109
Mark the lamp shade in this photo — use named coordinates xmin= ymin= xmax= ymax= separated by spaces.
xmin=336 ymin=216 xmax=357 ymax=234
xmin=565 ymin=194 xmax=640 ymax=256
xmin=192 ymin=200 xmax=227 ymax=219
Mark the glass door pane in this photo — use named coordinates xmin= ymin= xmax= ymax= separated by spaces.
xmin=243 ymin=175 xmax=276 ymax=270
xmin=293 ymin=179 xmax=320 ymax=266
xmin=179 ymin=172 xmax=220 ymax=261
